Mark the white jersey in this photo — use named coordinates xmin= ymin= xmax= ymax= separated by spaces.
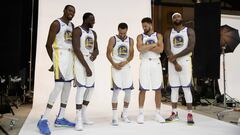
xmin=53 ymin=19 xmax=73 ymax=50
xmin=79 ymin=26 xmax=95 ymax=56
xmin=112 ymin=35 xmax=130 ymax=63
xmin=140 ymin=32 xmax=160 ymax=59
xmin=170 ymin=27 xmax=191 ymax=60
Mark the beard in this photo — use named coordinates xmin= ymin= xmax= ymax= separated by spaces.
xmin=144 ymin=28 xmax=151 ymax=34
xmin=87 ymin=23 xmax=93 ymax=28
xmin=67 ymin=15 xmax=73 ymax=21
xmin=67 ymin=17 xmax=72 ymax=21
xmin=173 ymin=20 xmax=182 ymax=26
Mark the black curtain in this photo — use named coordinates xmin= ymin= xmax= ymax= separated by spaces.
xmin=0 ymin=0 xmax=38 ymax=88
xmin=193 ymin=2 xmax=221 ymax=79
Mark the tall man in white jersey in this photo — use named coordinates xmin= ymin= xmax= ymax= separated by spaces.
xmin=164 ymin=13 xmax=195 ymax=124
xmin=37 ymin=5 xmax=75 ymax=135
xmin=72 ymin=12 xmax=99 ymax=131
xmin=106 ymin=23 xmax=134 ymax=126
xmin=136 ymin=17 xmax=165 ymax=124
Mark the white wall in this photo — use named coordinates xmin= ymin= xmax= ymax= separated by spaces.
xmin=33 ymin=0 xmax=152 ymax=115
xmin=219 ymin=14 xmax=240 ymax=100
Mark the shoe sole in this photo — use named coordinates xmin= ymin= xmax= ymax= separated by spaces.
xmin=156 ymin=120 xmax=167 ymax=123
xmin=83 ymin=122 xmax=94 ymax=125
xmin=54 ymin=124 xmax=75 ymax=127
xmin=112 ymin=123 xmax=119 ymax=126
xmin=75 ymin=128 xmax=83 ymax=131
xmin=165 ymin=119 xmax=180 ymax=123
xmin=37 ymin=127 xmax=51 ymax=135
xmin=121 ymin=118 xmax=131 ymax=123
xmin=187 ymin=121 xmax=195 ymax=125
xmin=137 ymin=121 xmax=144 ymax=124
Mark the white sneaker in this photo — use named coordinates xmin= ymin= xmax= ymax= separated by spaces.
xmin=155 ymin=113 xmax=166 ymax=123
xmin=112 ymin=119 xmax=119 ymax=126
xmin=121 ymin=112 xmax=131 ymax=123
xmin=82 ymin=118 xmax=94 ymax=125
xmin=137 ymin=113 xmax=144 ymax=124
xmin=75 ymin=120 xmax=83 ymax=131
xmin=82 ymin=111 xmax=94 ymax=125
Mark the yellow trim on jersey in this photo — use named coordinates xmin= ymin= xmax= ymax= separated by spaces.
xmin=53 ymin=39 xmax=60 ymax=79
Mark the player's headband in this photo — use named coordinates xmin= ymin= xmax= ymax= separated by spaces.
xmin=172 ymin=12 xmax=182 ymax=20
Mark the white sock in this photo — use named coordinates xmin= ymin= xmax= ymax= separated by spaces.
xmin=156 ymin=109 xmax=160 ymax=114
xmin=139 ymin=108 xmax=144 ymax=115
xmin=123 ymin=107 xmax=128 ymax=117
xmin=42 ymin=108 xmax=51 ymax=120
xmin=57 ymin=107 xmax=65 ymax=119
xmin=82 ymin=105 xmax=87 ymax=119
xmin=112 ymin=109 xmax=118 ymax=120
xmin=76 ymin=110 xmax=82 ymax=121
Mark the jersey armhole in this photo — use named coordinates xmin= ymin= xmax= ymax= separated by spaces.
xmin=113 ymin=36 xmax=116 ymax=48
xmin=78 ymin=26 xmax=82 ymax=37
xmin=54 ymin=19 xmax=60 ymax=34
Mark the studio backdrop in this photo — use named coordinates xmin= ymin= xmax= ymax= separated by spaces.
xmin=33 ymin=0 xmax=152 ymax=115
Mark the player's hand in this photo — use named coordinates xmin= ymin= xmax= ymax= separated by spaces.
xmin=90 ymin=53 xmax=97 ymax=61
xmin=113 ymin=63 xmax=122 ymax=70
xmin=119 ymin=61 xmax=128 ymax=67
xmin=48 ymin=65 xmax=54 ymax=72
xmin=174 ymin=63 xmax=182 ymax=72
xmin=169 ymin=55 xmax=177 ymax=62
xmin=150 ymin=44 xmax=157 ymax=49
xmin=85 ymin=67 xmax=92 ymax=77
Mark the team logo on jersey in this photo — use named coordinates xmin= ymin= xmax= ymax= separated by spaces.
xmin=145 ymin=39 xmax=156 ymax=45
xmin=118 ymin=45 xmax=128 ymax=58
xmin=85 ymin=36 xmax=94 ymax=50
xmin=64 ymin=30 xmax=72 ymax=43
xmin=173 ymin=35 xmax=184 ymax=48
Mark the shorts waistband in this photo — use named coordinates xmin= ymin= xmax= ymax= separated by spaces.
xmin=141 ymin=57 xmax=160 ymax=61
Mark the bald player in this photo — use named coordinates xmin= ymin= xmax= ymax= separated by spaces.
xmin=37 ymin=5 xmax=76 ymax=135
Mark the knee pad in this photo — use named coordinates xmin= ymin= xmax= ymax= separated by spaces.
xmin=83 ymin=88 xmax=94 ymax=101
xmin=112 ymin=90 xmax=120 ymax=103
xmin=76 ymin=87 xmax=86 ymax=104
xmin=171 ymin=88 xmax=179 ymax=103
xmin=183 ymin=88 xmax=193 ymax=103
xmin=124 ymin=90 xmax=131 ymax=103
xmin=48 ymin=82 xmax=64 ymax=105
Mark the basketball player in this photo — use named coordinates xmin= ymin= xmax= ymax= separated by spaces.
xmin=137 ymin=17 xmax=165 ymax=124
xmin=37 ymin=5 xmax=75 ymax=135
xmin=106 ymin=23 xmax=134 ymax=126
xmin=72 ymin=12 xmax=99 ymax=131
xmin=164 ymin=12 xmax=195 ymax=124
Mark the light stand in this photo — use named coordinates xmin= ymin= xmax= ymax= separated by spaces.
xmin=221 ymin=46 xmax=240 ymax=108
xmin=27 ymin=0 xmax=35 ymax=103
xmin=222 ymin=46 xmax=227 ymax=108
xmin=217 ymin=46 xmax=240 ymax=121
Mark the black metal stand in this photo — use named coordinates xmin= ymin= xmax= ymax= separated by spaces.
xmin=0 ymin=125 xmax=9 ymax=135
xmin=0 ymin=76 xmax=17 ymax=135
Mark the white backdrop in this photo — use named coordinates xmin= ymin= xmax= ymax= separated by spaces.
xmin=33 ymin=0 xmax=152 ymax=116
xmin=219 ymin=14 xmax=240 ymax=100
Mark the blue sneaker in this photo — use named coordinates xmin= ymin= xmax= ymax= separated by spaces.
xmin=37 ymin=118 xmax=51 ymax=135
xmin=54 ymin=118 xmax=75 ymax=127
